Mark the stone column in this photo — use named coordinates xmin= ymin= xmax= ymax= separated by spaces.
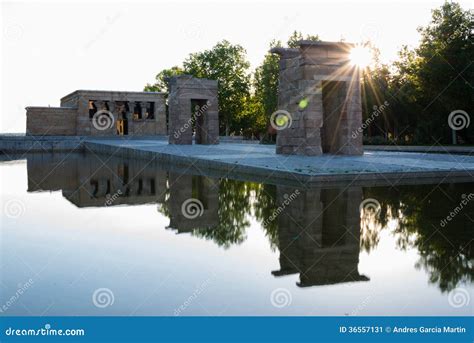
xmin=128 ymin=101 xmax=136 ymax=117
xmin=95 ymin=100 xmax=105 ymax=111
xmin=108 ymin=101 xmax=115 ymax=113
xmin=154 ymin=98 xmax=167 ymax=135
xmin=140 ymin=101 xmax=148 ymax=119
xmin=128 ymin=101 xmax=135 ymax=134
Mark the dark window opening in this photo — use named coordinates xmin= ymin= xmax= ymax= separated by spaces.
xmin=106 ymin=180 xmax=111 ymax=195
xmin=89 ymin=180 xmax=99 ymax=198
xmin=89 ymin=100 xmax=97 ymax=119
xmin=147 ymin=102 xmax=155 ymax=119
xmin=137 ymin=179 xmax=143 ymax=196
xmin=150 ymin=179 xmax=156 ymax=195
xmin=321 ymin=81 xmax=347 ymax=153
xmin=133 ymin=103 xmax=142 ymax=120
xmin=191 ymin=99 xmax=208 ymax=144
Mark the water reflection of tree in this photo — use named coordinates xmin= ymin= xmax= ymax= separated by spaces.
xmin=193 ymin=179 xmax=253 ymax=248
xmin=253 ymin=183 xmax=279 ymax=250
xmin=365 ymin=183 xmax=474 ymax=292
xmin=158 ymin=173 xmax=473 ymax=292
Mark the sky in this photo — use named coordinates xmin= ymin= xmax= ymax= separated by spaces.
xmin=1 ymin=0 xmax=472 ymax=133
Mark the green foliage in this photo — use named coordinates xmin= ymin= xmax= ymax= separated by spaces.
xmin=386 ymin=1 xmax=473 ymax=144
xmin=250 ymin=33 xmax=321 ymax=140
xmin=144 ymin=66 xmax=184 ymax=93
xmin=364 ymin=183 xmax=474 ymax=292
xmin=193 ymin=179 xmax=253 ymax=248
xmin=183 ymin=40 xmax=251 ymax=135
xmin=144 ymin=3 xmax=472 ymax=145
xmin=287 ymin=30 xmax=320 ymax=47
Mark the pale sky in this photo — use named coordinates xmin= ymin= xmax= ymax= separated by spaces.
xmin=1 ymin=0 xmax=472 ymax=133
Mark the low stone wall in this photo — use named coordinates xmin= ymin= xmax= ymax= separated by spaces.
xmin=26 ymin=107 xmax=77 ymax=135
xmin=0 ymin=135 xmax=171 ymax=154
xmin=218 ymin=136 xmax=259 ymax=144
xmin=365 ymin=145 xmax=474 ymax=154
xmin=0 ymin=135 xmax=84 ymax=153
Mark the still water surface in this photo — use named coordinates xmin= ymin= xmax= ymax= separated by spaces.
xmin=1 ymin=153 xmax=473 ymax=316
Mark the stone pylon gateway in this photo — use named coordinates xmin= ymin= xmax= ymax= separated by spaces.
xmin=271 ymin=41 xmax=364 ymax=156
xmin=168 ymin=75 xmax=219 ymax=145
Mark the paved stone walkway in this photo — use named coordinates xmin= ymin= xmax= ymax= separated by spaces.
xmin=83 ymin=139 xmax=474 ymax=186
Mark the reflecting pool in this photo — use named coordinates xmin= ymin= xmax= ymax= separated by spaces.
xmin=1 ymin=153 xmax=473 ymax=316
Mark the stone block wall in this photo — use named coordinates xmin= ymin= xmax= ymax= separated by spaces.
xmin=271 ymin=41 xmax=363 ymax=156
xmin=168 ymin=75 xmax=219 ymax=145
xmin=60 ymin=90 xmax=167 ymax=137
xmin=26 ymin=90 xmax=167 ymax=137
xmin=26 ymin=107 xmax=77 ymax=135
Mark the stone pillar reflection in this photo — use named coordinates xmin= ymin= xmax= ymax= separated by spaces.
xmin=272 ymin=186 xmax=369 ymax=287
xmin=168 ymin=173 xmax=219 ymax=233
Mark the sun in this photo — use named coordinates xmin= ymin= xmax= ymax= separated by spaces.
xmin=350 ymin=45 xmax=373 ymax=68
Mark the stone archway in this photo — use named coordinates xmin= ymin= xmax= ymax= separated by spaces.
xmin=168 ymin=75 xmax=219 ymax=145
xmin=271 ymin=41 xmax=363 ymax=156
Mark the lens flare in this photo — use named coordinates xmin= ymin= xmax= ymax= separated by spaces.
xmin=350 ymin=45 xmax=372 ymax=68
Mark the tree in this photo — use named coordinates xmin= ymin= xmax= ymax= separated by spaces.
xmin=183 ymin=40 xmax=251 ymax=135
xmin=389 ymin=1 xmax=473 ymax=144
xmin=144 ymin=66 xmax=184 ymax=93
xmin=252 ymin=33 xmax=321 ymax=141
xmin=287 ymin=30 xmax=320 ymax=47
xmin=251 ymin=40 xmax=281 ymax=140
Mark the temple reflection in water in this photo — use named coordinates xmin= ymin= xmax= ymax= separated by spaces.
xmin=23 ymin=153 xmax=473 ymax=292
xmin=272 ymin=186 xmax=369 ymax=287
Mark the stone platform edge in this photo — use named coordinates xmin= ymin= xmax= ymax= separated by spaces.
xmin=0 ymin=135 xmax=260 ymax=153
xmin=83 ymin=141 xmax=474 ymax=187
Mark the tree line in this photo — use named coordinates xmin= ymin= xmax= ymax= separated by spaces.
xmin=145 ymin=2 xmax=473 ymax=145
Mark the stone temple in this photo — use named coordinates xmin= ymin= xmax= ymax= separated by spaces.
xmin=168 ymin=75 xmax=219 ymax=145
xmin=26 ymin=76 xmax=219 ymax=145
xmin=27 ymin=90 xmax=167 ymax=136
xmin=271 ymin=41 xmax=363 ymax=155
xmin=26 ymin=41 xmax=363 ymax=155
